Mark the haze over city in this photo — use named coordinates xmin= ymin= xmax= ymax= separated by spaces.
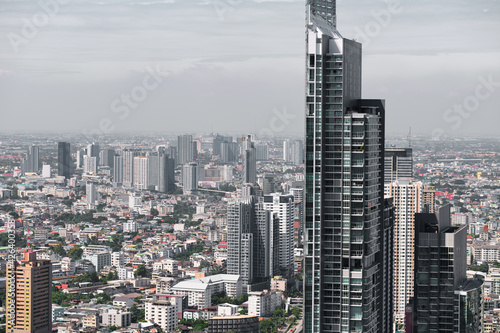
xmin=1 ymin=0 xmax=499 ymax=136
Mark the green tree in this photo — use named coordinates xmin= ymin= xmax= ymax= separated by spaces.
xmin=69 ymin=246 xmax=83 ymax=260
xmin=134 ymin=264 xmax=147 ymax=278
xmin=53 ymin=244 xmax=66 ymax=256
xmin=130 ymin=304 xmax=146 ymax=322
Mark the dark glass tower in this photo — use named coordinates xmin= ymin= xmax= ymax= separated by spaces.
xmin=303 ymin=1 xmax=393 ymax=332
xmin=57 ymin=142 xmax=72 ymax=179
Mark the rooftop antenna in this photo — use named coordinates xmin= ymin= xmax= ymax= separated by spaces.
xmin=407 ymin=126 xmax=412 ymax=148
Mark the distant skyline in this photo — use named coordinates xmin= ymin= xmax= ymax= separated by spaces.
xmin=1 ymin=0 xmax=499 ymax=137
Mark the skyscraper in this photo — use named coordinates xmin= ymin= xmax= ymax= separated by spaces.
xmin=242 ymin=135 xmax=256 ymax=184
xmin=133 ymin=156 xmax=149 ymax=190
xmin=384 ymin=180 xmax=422 ymax=329
xmin=291 ymin=140 xmax=304 ymax=166
xmin=303 ymin=0 xmax=393 ymax=332
xmin=384 ymin=148 xmax=413 ymax=183
xmin=57 ymin=142 xmax=71 ymax=179
xmin=6 ymin=250 xmax=52 ymax=333
xmin=182 ymin=162 xmax=198 ymax=195
xmin=412 ymin=205 xmax=483 ymax=332
xmin=283 ymin=139 xmax=291 ymax=162
xmin=149 ymin=154 xmax=176 ymax=193
xmin=123 ymin=149 xmax=140 ymax=188
xmin=178 ymin=135 xmax=195 ymax=165
xmin=227 ymin=194 xmax=279 ymax=289
xmin=263 ymin=193 xmax=295 ymax=278
xmin=22 ymin=145 xmax=40 ymax=174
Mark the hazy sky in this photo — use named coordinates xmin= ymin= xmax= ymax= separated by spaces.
xmin=0 ymin=0 xmax=499 ymax=138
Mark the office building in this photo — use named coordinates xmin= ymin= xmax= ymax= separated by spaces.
xmin=221 ymin=141 xmax=238 ymax=163
xmin=100 ymin=148 xmax=115 ymax=168
xmin=76 ymin=149 xmax=84 ymax=169
xmin=22 ymin=145 xmax=40 ymax=174
xmin=6 ymin=250 xmax=52 ymax=333
xmin=454 ymin=276 xmax=484 ymax=333
xmin=178 ymin=134 xmax=195 ymax=165
xmin=303 ymin=0 xmax=393 ymax=331
xmin=384 ymin=148 xmax=413 ymax=183
xmin=57 ymin=142 xmax=72 ymax=179
xmin=182 ymin=162 xmax=198 ymax=195
xmin=242 ymin=135 xmax=256 ymax=184
xmin=384 ymin=180 xmax=422 ymax=328
xmin=412 ymin=205 xmax=469 ymax=332
xmin=255 ymin=143 xmax=269 ymax=161
xmin=148 ymin=154 xmax=175 ymax=193
xmin=263 ymin=193 xmax=295 ymax=278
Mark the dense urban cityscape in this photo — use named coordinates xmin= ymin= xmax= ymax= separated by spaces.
xmin=1 ymin=0 xmax=499 ymax=333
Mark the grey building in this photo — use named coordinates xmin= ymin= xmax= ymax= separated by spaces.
xmin=178 ymin=134 xmax=195 ymax=165
xmin=182 ymin=162 xmax=198 ymax=195
xmin=384 ymin=148 xmax=413 ymax=183
xmin=242 ymin=135 xmax=256 ymax=184
xmin=22 ymin=145 xmax=40 ymax=174
xmin=303 ymin=0 xmax=393 ymax=332
xmin=412 ymin=205 xmax=468 ymax=332
xmin=122 ymin=149 xmax=140 ymax=188
xmin=227 ymin=194 xmax=279 ymax=288
xmin=57 ymin=142 xmax=72 ymax=179
xmin=221 ymin=141 xmax=238 ymax=163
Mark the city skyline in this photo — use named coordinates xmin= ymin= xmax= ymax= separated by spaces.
xmin=0 ymin=0 xmax=499 ymax=136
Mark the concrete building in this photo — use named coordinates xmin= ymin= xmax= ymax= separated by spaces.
xmin=208 ymin=315 xmax=259 ymax=333
xmin=83 ymin=252 xmax=111 ymax=271
xmin=101 ymin=308 xmax=132 ymax=328
xmin=248 ymin=290 xmax=282 ymax=317
xmin=384 ymin=179 xmax=423 ymax=328
xmin=182 ymin=162 xmax=198 ymax=195
xmin=6 ymin=250 xmax=52 ymax=333
xmin=242 ymin=135 xmax=256 ymax=184
xmin=384 ymin=148 xmax=413 ymax=183
xmin=303 ymin=0 xmax=394 ymax=330
xmin=145 ymin=295 xmax=180 ymax=332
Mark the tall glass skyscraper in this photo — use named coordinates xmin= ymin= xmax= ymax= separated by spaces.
xmin=303 ymin=1 xmax=393 ymax=332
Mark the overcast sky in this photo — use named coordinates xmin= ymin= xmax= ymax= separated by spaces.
xmin=0 ymin=0 xmax=499 ymax=138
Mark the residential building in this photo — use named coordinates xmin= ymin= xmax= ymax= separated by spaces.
xmin=208 ymin=315 xmax=259 ymax=333
xmin=303 ymin=0 xmax=393 ymax=331
xmin=248 ymin=290 xmax=282 ymax=317
xmin=182 ymin=162 xmax=198 ymax=195
xmin=384 ymin=148 xmax=413 ymax=183
xmin=145 ymin=296 xmax=180 ymax=332
xmin=6 ymin=250 xmax=52 ymax=333
xmin=101 ymin=308 xmax=132 ymax=328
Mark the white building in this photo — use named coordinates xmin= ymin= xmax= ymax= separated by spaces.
xmin=83 ymin=245 xmax=112 ymax=256
xmin=118 ymin=266 xmax=135 ymax=280
xmin=384 ymin=179 xmax=423 ymax=327
xmin=101 ymin=308 xmax=132 ymax=327
xmin=248 ymin=290 xmax=282 ymax=317
xmin=182 ymin=162 xmax=198 ymax=195
xmin=83 ymin=252 xmax=111 ymax=271
xmin=145 ymin=295 xmax=179 ymax=333
xmin=42 ymin=164 xmax=51 ymax=178
xmin=263 ymin=193 xmax=295 ymax=276
xmin=217 ymin=303 xmax=239 ymax=317
xmin=133 ymin=156 xmax=149 ymax=191
xmin=153 ymin=259 xmax=178 ymax=276
xmin=60 ymin=257 xmax=76 ymax=275
xmin=123 ymin=221 xmax=138 ymax=233
xmin=86 ymin=183 xmax=98 ymax=207
xmin=111 ymin=252 xmax=124 ymax=268
xmin=171 ymin=274 xmax=241 ymax=309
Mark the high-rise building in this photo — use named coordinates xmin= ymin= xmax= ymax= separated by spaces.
xmin=412 ymin=205 xmax=479 ymax=332
xmin=182 ymin=162 xmax=198 ymax=195
xmin=113 ymin=154 xmax=123 ymax=187
xmin=227 ymin=195 xmax=279 ymax=288
xmin=263 ymin=193 xmax=294 ymax=278
xmin=422 ymin=185 xmax=436 ymax=213
xmin=290 ymin=187 xmax=305 ymax=246
xmin=86 ymin=142 xmax=100 ymax=166
xmin=283 ymin=139 xmax=291 ymax=162
xmin=242 ymin=135 xmax=256 ymax=184
xmin=86 ymin=182 xmax=98 ymax=207
xmin=178 ymin=135 xmax=194 ymax=165
xmin=100 ymin=148 xmax=115 ymax=169
xmin=57 ymin=142 xmax=72 ymax=179
xmin=384 ymin=148 xmax=413 ymax=183
xmin=22 ymin=145 xmax=40 ymax=174
xmin=123 ymin=149 xmax=140 ymax=188
xmin=384 ymin=180 xmax=423 ymax=329
xmin=291 ymin=140 xmax=304 ymax=165
xmin=255 ymin=144 xmax=269 ymax=161
xmin=148 ymin=154 xmax=176 ymax=193
xmin=76 ymin=149 xmax=84 ymax=169
xmin=133 ymin=156 xmax=149 ymax=191
xmin=221 ymin=141 xmax=238 ymax=163
xmin=83 ymin=155 xmax=98 ymax=174
xmin=303 ymin=1 xmax=393 ymax=332
xmin=6 ymin=250 xmax=52 ymax=333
